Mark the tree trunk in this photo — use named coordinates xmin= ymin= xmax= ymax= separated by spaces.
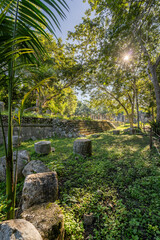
xmin=152 ymin=107 xmax=154 ymax=121
xmin=128 ymin=114 xmax=133 ymax=128
xmin=149 ymin=66 xmax=160 ymax=122
xmin=136 ymin=88 xmax=140 ymax=128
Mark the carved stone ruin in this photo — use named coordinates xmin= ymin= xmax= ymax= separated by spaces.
xmin=73 ymin=139 xmax=92 ymax=157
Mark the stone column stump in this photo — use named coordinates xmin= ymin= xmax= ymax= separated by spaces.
xmin=73 ymin=139 xmax=92 ymax=157
xmin=34 ymin=141 xmax=51 ymax=155
xmin=22 ymin=172 xmax=58 ymax=210
xmin=21 ymin=203 xmax=64 ymax=240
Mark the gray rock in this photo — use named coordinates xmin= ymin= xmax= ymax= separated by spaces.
xmin=34 ymin=141 xmax=51 ymax=155
xmin=83 ymin=213 xmax=94 ymax=226
xmin=22 ymin=160 xmax=51 ymax=178
xmin=13 ymin=135 xmax=21 ymax=147
xmin=22 ymin=172 xmax=58 ymax=210
xmin=0 ymin=219 xmax=42 ymax=240
xmin=31 ymin=136 xmax=37 ymax=141
xmin=0 ymin=150 xmax=30 ymax=182
xmin=21 ymin=203 xmax=64 ymax=240
xmin=73 ymin=139 xmax=92 ymax=157
xmin=7 ymin=135 xmax=22 ymax=148
xmin=68 ymin=133 xmax=73 ymax=138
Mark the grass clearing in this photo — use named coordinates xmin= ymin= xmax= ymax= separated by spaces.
xmin=0 ymin=131 xmax=160 ymax=239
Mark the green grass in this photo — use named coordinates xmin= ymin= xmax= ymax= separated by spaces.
xmin=0 ymin=132 xmax=160 ymax=239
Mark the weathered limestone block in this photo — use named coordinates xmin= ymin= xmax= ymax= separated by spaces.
xmin=73 ymin=139 xmax=92 ymax=157
xmin=21 ymin=203 xmax=64 ymax=240
xmin=113 ymin=130 xmax=120 ymax=135
xmin=7 ymin=135 xmax=22 ymax=148
xmin=22 ymin=160 xmax=51 ymax=177
xmin=0 ymin=150 xmax=30 ymax=182
xmin=22 ymin=172 xmax=58 ymax=210
xmin=13 ymin=135 xmax=22 ymax=147
xmin=34 ymin=141 xmax=51 ymax=155
xmin=0 ymin=219 xmax=42 ymax=240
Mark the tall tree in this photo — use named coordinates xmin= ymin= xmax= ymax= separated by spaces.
xmin=86 ymin=0 xmax=160 ymax=122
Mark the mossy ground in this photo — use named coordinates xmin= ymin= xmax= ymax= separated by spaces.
xmin=0 ymin=128 xmax=160 ymax=239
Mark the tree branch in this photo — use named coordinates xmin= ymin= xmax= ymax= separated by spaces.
xmin=155 ymin=54 xmax=160 ymax=68
xmin=94 ymin=81 xmax=130 ymax=116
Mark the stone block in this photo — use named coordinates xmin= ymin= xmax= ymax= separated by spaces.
xmin=0 ymin=219 xmax=42 ymax=240
xmin=0 ymin=150 xmax=30 ymax=182
xmin=73 ymin=139 xmax=92 ymax=157
xmin=22 ymin=172 xmax=58 ymax=210
xmin=21 ymin=203 xmax=64 ymax=240
xmin=7 ymin=135 xmax=22 ymax=148
xmin=22 ymin=160 xmax=51 ymax=177
xmin=34 ymin=141 xmax=51 ymax=155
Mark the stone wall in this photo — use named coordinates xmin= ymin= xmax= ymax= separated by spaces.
xmin=0 ymin=116 xmax=114 ymax=145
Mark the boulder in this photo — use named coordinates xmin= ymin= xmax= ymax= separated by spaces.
xmin=34 ymin=141 xmax=51 ymax=155
xmin=22 ymin=172 xmax=58 ymax=210
xmin=22 ymin=160 xmax=50 ymax=177
xmin=31 ymin=136 xmax=37 ymax=141
xmin=0 ymin=150 xmax=30 ymax=182
xmin=0 ymin=219 xmax=42 ymax=240
xmin=73 ymin=139 xmax=92 ymax=157
xmin=21 ymin=203 xmax=64 ymax=240
xmin=7 ymin=135 xmax=22 ymax=148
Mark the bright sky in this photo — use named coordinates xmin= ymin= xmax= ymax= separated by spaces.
xmin=56 ymin=0 xmax=90 ymax=41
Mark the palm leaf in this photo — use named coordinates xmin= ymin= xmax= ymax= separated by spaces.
xmin=0 ymin=0 xmax=69 ymax=64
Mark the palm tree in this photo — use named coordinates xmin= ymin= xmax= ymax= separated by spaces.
xmin=0 ymin=0 xmax=68 ymax=219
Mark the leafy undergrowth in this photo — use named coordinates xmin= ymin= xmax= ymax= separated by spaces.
xmin=0 ymin=132 xmax=160 ymax=239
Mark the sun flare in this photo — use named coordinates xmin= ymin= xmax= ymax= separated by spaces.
xmin=123 ymin=54 xmax=130 ymax=61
